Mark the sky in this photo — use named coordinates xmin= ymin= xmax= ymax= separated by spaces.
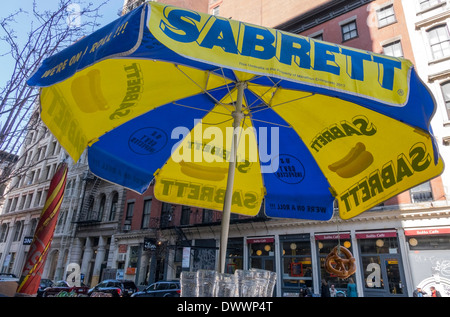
xmin=0 ymin=0 xmax=124 ymax=91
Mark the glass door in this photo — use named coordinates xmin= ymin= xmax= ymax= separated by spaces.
xmin=384 ymin=256 xmax=404 ymax=295
xmin=362 ymin=254 xmax=406 ymax=296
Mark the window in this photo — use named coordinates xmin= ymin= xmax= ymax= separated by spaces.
xmin=225 ymin=238 xmax=243 ymax=273
xmin=87 ymin=196 xmax=95 ymax=220
xmin=313 ymin=34 xmax=323 ymax=41
xmin=383 ymin=40 xmax=403 ymax=58
xmin=419 ymin=0 xmax=443 ymax=11
xmin=341 ymin=21 xmax=358 ymax=41
xmin=161 ymin=203 xmax=173 ymax=227
xmin=141 ymin=199 xmax=152 ymax=229
xmin=202 ymin=209 xmax=213 ymax=223
xmin=0 ymin=224 xmax=9 ymax=242
xmin=408 ymin=234 xmax=450 ymax=250
xmin=180 ymin=205 xmax=191 ymax=225
xmin=34 ymin=190 xmax=42 ymax=207
xmin=109 ymin=192 xmax=118 ymax=221
xmin=280 ymin=234 xmax=312 ymax=296
xmin=98 ymin=195 xmax=106 ymax=221
xmin=377 ymin=5 xmax=396 ymax=28
xmin=440 ymin=81 xmax=450 ymax=120
xmin=126 ymin=202 xmax=134 ymax=221
xmin=211 ymin=6 xmax=220 ymax=16
xmin=427 ymin=25 xmax=450 ymax=60
xmin=309 ymin=31 xmax=324 ymax=41
xmin=317 ymin=235 xmax=353 ymax=290
xmin=410 ymin=181 xmax=433 ymax=202
xmin=2 ymin=252 xmax=15 ymax=273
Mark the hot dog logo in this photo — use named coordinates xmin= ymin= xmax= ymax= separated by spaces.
xmin=328 ymin=142 xmax=373 ymax=178
xmin=179 ymin=160 xmax=228 ymax=181
xmin=71 ymin=69 xmax=109 ymax=113
xmin=70 ymin=63 xmax=143 ymax=117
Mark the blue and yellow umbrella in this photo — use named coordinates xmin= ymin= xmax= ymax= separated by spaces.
xmin=27 ymin=2 xmax=443 ymax=272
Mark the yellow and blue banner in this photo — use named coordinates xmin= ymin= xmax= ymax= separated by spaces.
xmin=27 ymin=2 xmax=443 ymax=220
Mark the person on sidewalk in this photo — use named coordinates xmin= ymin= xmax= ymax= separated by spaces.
xmin=430 ymin=286 xmax=441 ymax=297
xmin=413 ymin=286 xmax=427 ymax=297
xmin=321 ymin=279 xmax=330 ymax=297
xmin=346 ymin=278 xmax=357 ymax=297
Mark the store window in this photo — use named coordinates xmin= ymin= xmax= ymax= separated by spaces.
xmin=225 ymin=238 xmax=243 ymax=274
xmin=357 ymin=231 xmax=406 ymax=296
xmin=248 ymin=237 xmax=275 ymax=272
xmin=280 ymin=234 xmax=312 ymax=297
xmin=316 ymin=233 xmax=353 ymax=293
xmin=126 ymin=245 xmax=139 ymax=276
xmin=408 ymin=234 xmax=450 ymax=250
xmin=405 ymin=228 xmax=450 ymax=297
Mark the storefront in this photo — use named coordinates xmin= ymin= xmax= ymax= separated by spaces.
xmin=315 ymin=232 xmax=354 ymax=295
xmin=247 ymin=237 xmax=276 ymax=272
xmin=128 ymin=222 xmax=448 ymax=297
xmin=356 ymin=230 xmax=407 ymax=297
xmin=405 ymin=227 xmax=450 ymax=297
xmin=279 ymin=234 xmax=312 ymax=297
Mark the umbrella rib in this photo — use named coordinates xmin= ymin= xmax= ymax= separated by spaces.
xmin=250 ymin=93 xmax=315 ymax=114
xmin=171 ymin=102 xmax=232 ymax=117
xmin=246 ymin=78 xmax=282 ymax=110
xmin=174 ymin=64 xmax=234 ymax=116
xmin=250 ymin=118 xmax=292 ymax=128
xmin=217 ymin=67 xmax=235 ymax=104
xmin=174 ymin=64 xmax=224 ymax=105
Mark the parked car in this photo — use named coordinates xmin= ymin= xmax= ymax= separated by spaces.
xmin=42 ymin=280 xmax=90 ymax=297
xmin=131 ymin=281 xmax=181 ymax=297
xmin=88 ymin=279 xmax=137 ymax=297
xmin=0 ymin=273 xmax=19 ymax=282
xmin=37 ymin=279 xmax=54 ymax=297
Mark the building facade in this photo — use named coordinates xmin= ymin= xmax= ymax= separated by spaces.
xmin=0 ymin=108 xmax=127 ymax=288
xmin=1 ymin=0 xmax=450 ymax=298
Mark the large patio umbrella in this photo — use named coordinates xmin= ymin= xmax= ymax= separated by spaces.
xmin=27 ymin=2 xmax=443 ymax=273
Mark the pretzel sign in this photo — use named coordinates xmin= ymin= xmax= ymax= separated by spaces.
xmin=325 ymin=246 xmax=356 ymax=279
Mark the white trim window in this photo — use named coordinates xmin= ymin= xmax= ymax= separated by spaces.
xmin=419 ymin=0 xmax=443 ymax=11
xmin=427 ymin=25 xmax=450 ymax=60
xmin=410 ymin=181 xmax=433 ymax=203
xmin=377 ymin=4 xmax=396 ymax=28
xmin=440 ymin=81 xmax=450 ymax=120
xmin=383 ymin=40 xmax=403 ymax=58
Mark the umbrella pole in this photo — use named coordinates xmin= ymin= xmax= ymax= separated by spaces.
xmin=218 ymin=81 xmax=246 ymax=274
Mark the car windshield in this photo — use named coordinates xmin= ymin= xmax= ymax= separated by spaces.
xmin=55 ymin=281 xmax=69 ymax=287
xmin=146 ymin=284 xmax=157 ymax=291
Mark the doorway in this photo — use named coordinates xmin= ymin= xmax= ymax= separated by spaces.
xmin=361 ymin=254 xmax=407 ymax=296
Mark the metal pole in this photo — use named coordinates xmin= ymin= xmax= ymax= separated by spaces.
xmin=218 ymin=82 xmax=246 ymax=274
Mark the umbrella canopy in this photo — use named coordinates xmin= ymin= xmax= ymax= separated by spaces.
xmin=27 ymin=3 xmax=443 ymax=272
